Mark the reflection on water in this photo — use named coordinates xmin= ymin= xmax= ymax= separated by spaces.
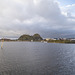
xmin=0 ymin=42 xmax=75 ymax=75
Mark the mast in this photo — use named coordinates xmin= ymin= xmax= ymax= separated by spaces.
xmin=1 ymin=38 xmax=4 ymax=49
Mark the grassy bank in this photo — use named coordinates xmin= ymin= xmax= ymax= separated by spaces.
xmin=47 ymin=40 xmax=75 ymax=44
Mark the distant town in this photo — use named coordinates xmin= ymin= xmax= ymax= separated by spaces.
xmin=44 ymin=38 xmax=75 ymax=43
xmin=0 ymin=33 xmax=75 ymax=43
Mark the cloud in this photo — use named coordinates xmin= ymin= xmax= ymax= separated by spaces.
xmin=0 ymin=0 xmax=75 ymax=38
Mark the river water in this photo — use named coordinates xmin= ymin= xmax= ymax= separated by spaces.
xmin=0 ymin=42 xmax=75 ymax=75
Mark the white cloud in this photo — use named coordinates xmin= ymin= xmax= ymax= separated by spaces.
xmin=0 ymin=0 xmax=75 ymax=38
xmin=60 ymin=3 xmax=75 ymax=17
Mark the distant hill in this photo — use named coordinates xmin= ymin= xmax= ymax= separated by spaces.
xmin=18 ymin=33 xmax=43 ymax=41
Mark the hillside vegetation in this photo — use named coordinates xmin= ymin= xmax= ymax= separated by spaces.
xmin=18 ymin=33 xmax=43 ymax=41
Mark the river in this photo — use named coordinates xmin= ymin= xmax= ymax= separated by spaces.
xmin=0 ymin=42 xmax=75 ymax=75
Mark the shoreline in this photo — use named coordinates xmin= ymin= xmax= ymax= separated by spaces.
xmin=0 ymin=40 xmax=75 ymax=44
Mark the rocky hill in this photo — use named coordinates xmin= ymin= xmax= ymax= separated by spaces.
xmin=18 ymin=33 xmax=43 ymax=41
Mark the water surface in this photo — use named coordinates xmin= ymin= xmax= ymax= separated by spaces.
xmin=0 ymin=42 xmax=75 ymax=75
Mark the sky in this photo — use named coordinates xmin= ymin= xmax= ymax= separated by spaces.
xmin=0 ymin=0 xmax=75 ymax=38
xmin=58 ymin=0 xmax=75 ymax=6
